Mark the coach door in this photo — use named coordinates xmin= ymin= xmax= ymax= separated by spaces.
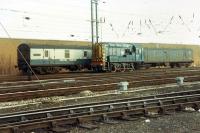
xmin=43 ymin=49 xmax=55 ymax=65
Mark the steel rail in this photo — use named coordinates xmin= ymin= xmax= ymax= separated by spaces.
xmin=0 ymin=67 xmax=199 ymax=83
xmin=0 ymin=75 xmax=200 ymax=102
xmin=1 ymin=70 xmax=200 ymax=94
xmin=0 ymin=88 xmax=200 ymax=117
xmin=0 ymin=90 xmax=199 ymax=132
xmin=1 ymin=68 xmax=199 ymax=86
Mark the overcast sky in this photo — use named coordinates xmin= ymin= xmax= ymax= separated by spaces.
xmin=0 ymin=0 xmax=200 ymax=44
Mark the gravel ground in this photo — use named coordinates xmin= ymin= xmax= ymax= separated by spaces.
xmin=70 ymin=112 xmax=200 ymax=133
xmin=1 ymin=82 xmax=200 ymax=133
xmin=0 ymin=82 xmax=200 ymax=114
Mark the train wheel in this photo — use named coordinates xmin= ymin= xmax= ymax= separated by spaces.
xmin=170 ymin=64 xmax=175 ymax=68
xmin=145 ymin=65 xmax=150 ymax=69
xmin=38 ymin=67 xmax=46 ymax=75
xmin=134 ymin=63 xmax=140 ymax=70
xmin=185 ymin=64 xmax=189 ymax=68
xmin=93 ymin=67 xmax=100 ymax=72
xmin=54 ymin=68 xmax=60 ymax=73
xmin=120 ymin=63 xmax=125 ymax=72
xmin=69 ymin=66 xmax=78 ymax=71
xmin=111 ymin=64 xmax=117 ymax=72
xmin=129 ymin=63 xmax=135 ymax=72
xmin=176 ymin=63 xmax=181 ymax=68
xmin=97 ymin=66 xmax=104 ymax=72
xmin=49 ymin=67 xmax=57 ymax=74
xmin=21 ymin=68 xmax=28 ymax=75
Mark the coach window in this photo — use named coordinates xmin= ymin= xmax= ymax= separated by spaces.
xmin=44 ymin=50 xmax=49 ymax=57
xmin=84 ymin=51 xmax=87 ymax=57
xmin=65 ymin=50 xmax=70 ymax=58
xmin=33 ymin=53 xmax=41 ymax=56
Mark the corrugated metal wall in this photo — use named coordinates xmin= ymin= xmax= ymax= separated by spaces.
xmin=0 ymin=38 xmax=199 ymax=75
xmin=0 ymin=38 xmax=91 ymax=75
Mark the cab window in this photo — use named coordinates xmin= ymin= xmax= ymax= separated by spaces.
xmin=125 ymin=49 xmax=131 ymax=55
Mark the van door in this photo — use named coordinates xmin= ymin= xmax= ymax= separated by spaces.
xmin=43 ymin=49 xmax=55 ymax=65
xmin=135 ymin=48 xmax=142 ymax=61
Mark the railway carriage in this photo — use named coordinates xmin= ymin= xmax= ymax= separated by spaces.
xmin=92 ymin=42 xmax=193 ymax=72
xmin=18 ymin=43 xmax=92 ymax=74
xmin=143 ymin=47 xmax=193 ymax=68
xmin=17 ymin=42 xmax=194 ymax=74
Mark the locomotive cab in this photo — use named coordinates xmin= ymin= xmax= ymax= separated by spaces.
xmin=91 ymin=42 xmax=144 ymax=72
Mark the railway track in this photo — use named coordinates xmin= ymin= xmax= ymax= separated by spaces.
xmin=0 ymin=67 xmax=199 ymax=83
xmin=0 ymin=89 xmax=199 ymax=133
xmin=0 ymin=67 xmax=199 ymax=86
xmin=1 ymin=69 xmax=200 ymax=102
xmin=1 ymin=69 xmax=200 ymax=91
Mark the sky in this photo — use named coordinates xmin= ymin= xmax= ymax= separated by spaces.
xmin=0 ymin=0 xmax=200 ymax=44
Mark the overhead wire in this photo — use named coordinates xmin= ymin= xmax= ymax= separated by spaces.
xmin=122 ymin=20 xmax=133 ymax=37
xmin=0 ymin=9 xmax=91 ymax=37
xmin=149 ymin=19 xmax=158 ymax=36
xmin=159 ymin=16 xmax=174 ymax=34
xmin=1 ymin=7 xmax=199 ymax=40
xmin=144 ymin=19 xmax=151 ymax=29
xmin=137 ymin=19 xmax=142 ymax=35
xmin=190 ymin=13 xmax=195 ymax=23
xmin=0 ymin=21 xmax=45 ymax=87
xmin=0 ymin=8 xmax=90 ymax=23
xmin=178 ymin=15 xmax=191 ymax=32
xmin=0 ymin=9 xmax=89 ymax=23
xmin=7 ymin=28 xmax=90 ymax=33
xmin=178 ymin=15 xmax=200 ymax=39
xmin=108 ymin=23 xmax=119 ymax=38
xmin=0 ymin=9 xmax=91 ymax=35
